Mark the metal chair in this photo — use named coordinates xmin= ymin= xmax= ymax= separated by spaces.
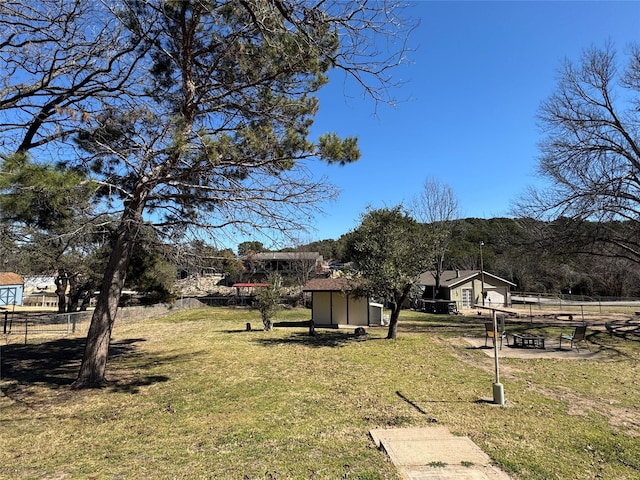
xmin=485 ymin=316 xmax=507 ymax=349
xmin=559 ymin=324 xmax=590 ymax=352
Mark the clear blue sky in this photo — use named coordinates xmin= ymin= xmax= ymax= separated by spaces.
xmin=302 ymin=0 xmax=640 ymax=244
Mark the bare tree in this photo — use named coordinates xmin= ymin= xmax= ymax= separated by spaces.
xmin=516 ymin=43 xmax=640 ymax=265
xmin=409 ymin=178 xmax=459 ymax=298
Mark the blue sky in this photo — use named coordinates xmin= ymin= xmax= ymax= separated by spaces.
xmin=302 ymin=0 xmax=640 ymax=244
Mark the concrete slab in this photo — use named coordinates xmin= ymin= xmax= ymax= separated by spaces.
xmin=398 ymin=465 xmax=512 ymax=480
xmin=463 ymin=336 xmax=601 ymax=360
xmin=370 ymin=427 xmax=512 ymax=480
xmin=381 ymin=438 xmax=491 ymax=466
xmin=371 ymin=426 xmax=453 ymax=446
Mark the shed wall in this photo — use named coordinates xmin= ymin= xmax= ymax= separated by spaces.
xmin=348 ymin=296 xmax=369 ymax=326
xmin=312 ymin=291 xmax=333 ymax=325
xmin=310 ymin=291 xmax=371 ymax=326
xmin=331 ymin=292 xmax=348 ymax=325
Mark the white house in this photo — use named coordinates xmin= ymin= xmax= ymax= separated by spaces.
xmin=417 ymin=270 xmax=515 ymax=310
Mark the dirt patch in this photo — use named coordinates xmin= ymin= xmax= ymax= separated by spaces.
xmin=447 ymin=335 xmax=640 ymax=438
xmin=538 ymin=386 xmax=640 ymax=437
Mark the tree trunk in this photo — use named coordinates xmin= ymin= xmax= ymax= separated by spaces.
xmin=72 ymin=201 xmax=144 ymax=388
xmin=67 ymin=274 xmax=81 ymax=313
xmin=55 ymin=270 xmax=68 ymax=314
xmin=79 ymin=290 xmax=93 ymax=311
xmin=386 ymin=284 xmax=412 ymax=339
xmin=434 ymin=269 xmax=442 ymax=299
xmin=262 ymin=317 xmax=273 ymax=331
xmin=386 ymin=304 xmax=401 ymax=339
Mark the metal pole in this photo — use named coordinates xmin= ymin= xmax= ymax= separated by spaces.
xmin=493 ymin=310 xmax=499 ymax=383
xmin=479 ymin=242 xmax=485 ymax=306
xmin=492 ymin=308 xmax=505 ymax=405
xmin=475 ymin=304 xmax=508 ymax=405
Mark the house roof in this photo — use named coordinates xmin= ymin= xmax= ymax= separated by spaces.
xmin=302 ymin=277 xmax=361 ymax=292
xmin=23 ymin=275 xmax=56 ymax=287
xmin=417 ymin=270 xmax=515 ymax=288
xmin=0 ymin=272 xmax=24 ymax=286
xmin=249 ymin=252 xmax=322 ymax=261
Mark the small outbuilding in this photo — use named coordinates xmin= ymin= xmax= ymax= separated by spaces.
xmin=417 ymin=270 xmax=515 ymax=310
xmin=302 ymin=278 xmax=383 ymax=327
xmin=0 ymin=272 xmax=24 ymax=307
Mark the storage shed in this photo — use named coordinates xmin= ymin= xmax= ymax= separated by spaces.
xmin=303 ymin=278 xmax=383 ymax=327
xmin=0 ymin=272 xmax=24 ymax=307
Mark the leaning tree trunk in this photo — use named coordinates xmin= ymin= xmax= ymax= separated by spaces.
xmin=72 ymin=201 xmax=145 ymax=388
xmin=386 ymin=304 xmax=401 ymax=339
xmin=386 ymin=284 xmax=412 ymax=339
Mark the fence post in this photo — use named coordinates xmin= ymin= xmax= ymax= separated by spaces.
xmin=3 ymin=311 xmax=7 ymax=334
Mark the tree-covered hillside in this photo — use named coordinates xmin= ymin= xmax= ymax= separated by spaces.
xmin=302 ymin=217 xmax=640 ymax=298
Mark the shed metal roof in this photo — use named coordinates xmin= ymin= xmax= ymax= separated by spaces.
xmin=302 ymin=277 xmax=361 ymax=292
xmin=249 ymin=252 xmax=322 ymax=261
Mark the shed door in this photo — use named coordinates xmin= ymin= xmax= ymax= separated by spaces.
xmin=461 ymin=288 xmax=473 ymax=308
xmin=0 ymin=287 xmax=17 ymax=306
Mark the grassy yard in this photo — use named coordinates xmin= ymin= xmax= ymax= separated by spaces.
xmin=1 ymin=307 xmax=639 ymax=479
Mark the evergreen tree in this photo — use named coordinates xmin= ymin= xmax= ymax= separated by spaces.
xmin=1 ymin=1 xmax=411 ymax=387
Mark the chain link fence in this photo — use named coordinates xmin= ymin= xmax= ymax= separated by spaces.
xmin=509 ymin=292 xmax=640 ymax=325
xmin=1 ymin=297 xmax=205 ymax=344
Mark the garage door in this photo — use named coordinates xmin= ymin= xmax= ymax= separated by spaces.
xmin=485 ymin=289 xmax=505 ymax=307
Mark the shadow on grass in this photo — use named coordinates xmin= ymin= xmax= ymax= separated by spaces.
xmin=403 ymin=313 xmax=639 ymax=359
xmin=462 ymin=330 xmax=634 ymax=359
xmin=0 ymin=336 xmax=170 ymax=395
xmin=225 ymin=320 xmax=313 ymax=334
xmin=604 ymin=319 xmax=640 ymax=342
xmin=396 ymin=391 xmax=447 ymax=421
xmin=399 ymin=315 xmax=490 ymax=335
xmin=254 ymin=330 xmax=384 ymax=348
xmin=581 ymin=332 xmax=635 ymax=359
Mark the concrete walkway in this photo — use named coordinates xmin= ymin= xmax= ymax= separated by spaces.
xmin=370 ymin=427 xmax=512 ymax=480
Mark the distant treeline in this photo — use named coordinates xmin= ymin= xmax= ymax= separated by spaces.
xmin=300 ymin=217 xmax=640 ymax=298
